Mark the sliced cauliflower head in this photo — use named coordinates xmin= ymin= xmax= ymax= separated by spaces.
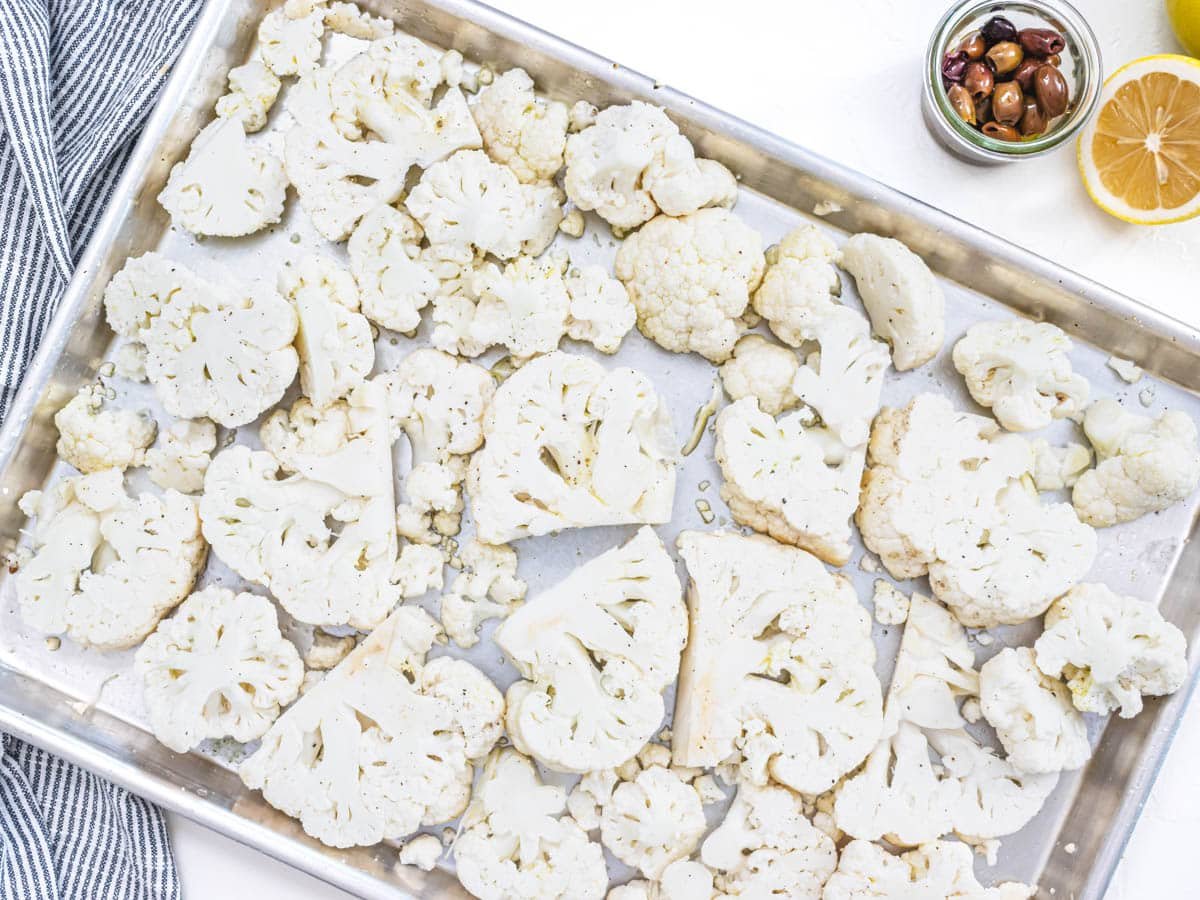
xmin=564 ymin=264 xmax=636 ymax=354
xmin=840 ymin=233 xmax=945 ymax=372
xmin=135 ymin=587 xmax=303 ymax=753
xmin=54 ymin=384 xmax=155 ymax=474
xmin=158 ymin=118 xmax=287 ymax=238
xmin=469 ymin=352 xmax=677 ymax=544
xmin=103 ymin=253 xmax=298 ymax=428
xmin=564 ymin=101 xmax=736 ymax=231
xmin=280 ymin=255 xmax=374 ymax=409
xmin=857 ymin=393 xmax=1096 ymax=626
xmin=407 ymin=149 xmax=562 ymax=263
xmin=1034 ymin=582 xmax=1187 ymax=718
xmin=440 ymin=539 xmax=526 ymax=648
xmin=718 ymin=334 xmax=800 ymax=416
xmin=979 ymin=647 xmax=1090 ymax=774
xmin=146 ymin=418 xmax=216 ymax=494
xmin=496 ymin=527 xmax=686 ymax=773
xmin=16 ymin=470 xmax=205 ymax=650
xmin=347 ymin=205 xmax=438 ymax=333
xmin=823 ymin=839 xmax=1033 ymax=900
xmin=701 ymin=782 xmax=837 ymax=899
xmin=215 ymin=59 xmax=281 ymax=132
xmin=258 ymin=7 xmax=323 ymax=76
xmin=600 ymin=765 xmax=705 ymax=880
xmin=471 ymin=67 xmax=569 ymax=184
xmin=1072 ymin=399 xmax=1200 ymax=527
xmin=614 ymin=208 xmax=764 ymax=362
xmin=240 ymin=606 xmax=503 ymax=848
xmin=453 ymin=748 xmax=608 ymax=900
xmin=952 ymin=320 xmax=1090 ymax=432
xmin=672 ymin=531 xmax=883 ymax=795
xmin=751 ymin=224 xmax=842 ymax=348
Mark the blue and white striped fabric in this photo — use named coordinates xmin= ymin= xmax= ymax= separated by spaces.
xmin=0 ymin=1 xmax=201 ymax=897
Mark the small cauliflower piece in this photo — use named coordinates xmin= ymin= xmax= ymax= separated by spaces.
xmin=440 ymin=539 xmax=526 ymax=648
xmin=16 ymin=470 xmax=205 ymax=650
xmin=280 ymin=255 xmax=374 ymax=409
xmin=567 ymin=768 xmax=618 ymax=832
xmin=872 ymin=580 xmax=910 ymax=626
xmin=103 ymin=253 xmax=298 ymax=428
xmin=1072 ymin=398 xmax=1200 ymax=527
xmin=1107 ymin=355 xmax=1143 ymax=383
xmin=564 ymin=265 xmax=636 ymax=354
xmin=979 ymin=647 xmax=1090 ymax=774
xmin=407 ymin=149 xmax=563 ymax=263
xmin=146 ymin=418 xmax=216 ymax=494
xmin=600 ymin=765 xmax=706 ymax=880
xmin=395 ymin=543 xmax=445 ymax=598
xmin=453 ymin=748 xmax=608 ymax=900
xmin=672 ymin=531 xmax=883 ymax=795
xmin=1034 ymin=583 xmax=1187 ymax=718
xmin=304 ymin=630 xmax=356 ymax=670
xmin=750 ymin=224 xmax=842 ymax=348
xmin=321 ymin=0 xmax=393 ymax=38
xmin=496 ymin=527 xmax=686 ymax=773
xmin=701 ymin=782 xmax=837 ymax=899
xmin=840 ymin=233 xmax=945 ymax=371
xmin=259 ymin=8 xmax=323 ymax=77
xmin=615 ymin=208 xmax=763 ymax=362
xmin=158 ymin=117 xmax=286 ymax=237
xmin=214 ymin=59 xmax=281 ymax=133
xmin=398 ymin=834 xmax=443 ymax=872
xmin=396 ymin=462 xmax=462 ymax=544
xmin=718 ymin=334 xmax=800 ymax=416
xmin=564 ymin=101 xmax=736 ymax=231
xmin=823 ymin=839 xmax=1034 ymax=899
xmin=347 ymin=205 xmax=438 ymax=333
xmin=1031 ymin=439 xmax=1092 ymax=492
xmin=113 ymin=342 xmax=148 ymax=381
xmin=952 ymin=320 xmax=1090 ymax=432
xmin=241 ymin=606 xmax=503 ymax=848
xmin=469 ymin=352 xmax=677 ymax=544
xmin=135 ymin=586 xmax=303 ymax=753
xmin=471 ymin=67 xmax=569 ymax=184
xmin=54 ymin=384 xmax=155 ymax=474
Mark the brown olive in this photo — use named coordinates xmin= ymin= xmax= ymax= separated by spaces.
xmin=947 ymin=83 xmax=976 ymax=125
xmin=986 ymin=41 xmax=1024 ymax=75
xmin=1046 ymin=53 xmax=1062 ymax=67
xmin=1018 ymin=27 xmax=1066 ymax=58
xmin=1034 ymin=64 xmax=1070 ymax=117
xmin=1011 ymin=57 xmax=1042 ymax=90
xmin=992 ymin=81 xmax=1024 ymax=126
xmin=963 ymin=61 xmax=994 ymax=101
xmin=975 ymin=95 xmax=993 ymax=126
xmin=982 ymin=121 xmax=1022 ymax=141
xmin=1019 ymin=97 xmax=1048 ymax=135
xmin=958 ymin=31 xmax=987 ymax=60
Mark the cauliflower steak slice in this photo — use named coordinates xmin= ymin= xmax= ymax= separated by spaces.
xmin=599 ymin=765 xmax=706 ymax=880
xmin=347 ymin=204 xmax=439 ymax=333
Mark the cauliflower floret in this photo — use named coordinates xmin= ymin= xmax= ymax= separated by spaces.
xmin=396 ymin=461 xmax=462 ymax=544
xmin=259 ymin=7 xmax=323 ymax=77
xmin=701 ymin=782 xmax=837 ymax=899
xmin=146 ymin=418 xmax=216 ymax=494
xmin=113 ymin=342 xmax=148 ymax=381
xmin=468 ymin=352 xmax=677 ymax=544
xmin=1031 ymin=439 xmax=1092 ymax=492
xmin=347 ymin=205 xmax=438 ymax=333
xmin=1072 ymin=398 xmax=1200 ymax=527
xmin=304 ymin=630 xmax=356 ymax=670
xmin=103 ymin=253 xmax=298 ymax=428
xmin=979 ymin=647 xmax=1090 ymax=774
xmin=407 ymin=149 xmax=562 ymax=263
xmin=471 ymin=67 xmax=568 ymax=184
xmin=201 ymin=381 xmax=400 ymax=629
xmin=496 ymin=527 xmax=686 ymax=773
xmin=564 ymin=101 xmax=736 ymax=231
xmin=280 ymin=255 xmax=374 ymax=409
xmin=824 ymin=839 xmax=1033 ymax=899
xmin=718 ymin=334 xmax=800 ymax=416
xmin=454 ymin=748 xmax=608 ymax=900
xmin=158 ymin=117 xmax=286 ymax=238
xmin=600 ymin=766 xmax=705 ymax=880
xmin=321 ymin=0 xmax=393 ymax=38
xmin=672 ymin=531 xmax=883 ymax=795
xmin=952 ymin=320 xmax=1090 ymax=432
xmin=54 ymin=384 xmax=155 ymax=474
xmin=395 ymin=542 xmax=445 ymax=598
xmin=285 ymin=38 xmax=481 ymax=240
xmin=241 ymin=606 xmax=503 ymax=848
xmin=872 ymin=580 xmax=910 ymax=626
xmin=750 ymin=224 xmax=842 ymax=348
xmin=840 ymin=233 xmax=945 ymax=372
xmin=564 ymin=264 xmax=636 ymax=354
xmin=1034 ymin=583 xmax=1188 ymax=718
xmin=614 ymin=208 xmax=764 ymax=362
xmin=567 ymin=767 xmax=618 ymax=832
xmin=214 ymin=59 xmax=281 ymax=133
xmin=857 ymin=393 xmax=1096 ymax=627
xmin=607 ymin=860 xmax=717 ymax=900
xmin=16 ymin=470 xmax=205 ymax=650
xmin=135 ymin=586 xmax=303 ymax=753
xmin=398 ymin=834 xmax=443 ymax=872
xmin=440 ymin=539 xmax=526 ymax=648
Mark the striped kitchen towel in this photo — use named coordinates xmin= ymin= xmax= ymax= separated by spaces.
xmin=0 ymin=1 xmax=201 ymax=898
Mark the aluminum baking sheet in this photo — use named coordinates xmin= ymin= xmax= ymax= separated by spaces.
xmin=1 ymin=1 xmax=1198 ymax=898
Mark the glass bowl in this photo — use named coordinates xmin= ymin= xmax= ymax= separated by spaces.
xmin=922 ymin=0 xmax=1102 ymax=164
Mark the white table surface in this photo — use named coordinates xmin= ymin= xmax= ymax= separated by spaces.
xmin=170 ymin=0 xmax=1200 ymax=896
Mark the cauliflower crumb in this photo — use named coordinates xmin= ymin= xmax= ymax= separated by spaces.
xmin=871 ymin=580 xmax=910 ymax=625
xmin=568 ymin=99 xmax=598 ymax=132
xmin=637 ymin=742 xmax=672 ymax=770
xmin=858 ymin=553 xmax=879 ymax=574
xmin=54 ymin=384 xmax=156 ymax=475
xmin=304 ymin=630 xmax=356 ymax=670
xmin=113 ymin=343 xmax=148 ymax=382
xmin=1107 ymin=356 xmax=1143 ymax=383
xmin=961 ymin=697 xmax=983 ymax=724
xmin=693 ymin=774 xmax=726 ymax=806
xmin=559 ymin=208 xmax=585 ymax=237
xmin=398 ymin=834 xmax=443 ymax=872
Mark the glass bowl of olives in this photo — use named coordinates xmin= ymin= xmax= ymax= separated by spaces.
xmin=923 ymin=0 xmax=1102 ymax=163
